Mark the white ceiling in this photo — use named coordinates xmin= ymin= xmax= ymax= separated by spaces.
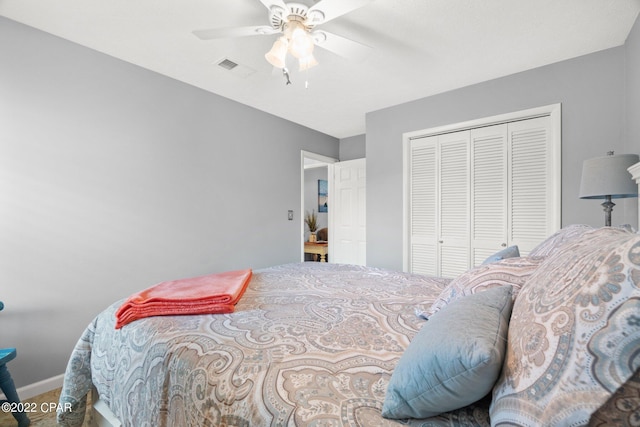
xmin=1 ymin=0 xmax=639 ymax=138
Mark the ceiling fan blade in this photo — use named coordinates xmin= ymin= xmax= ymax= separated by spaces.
xmin=193 ymin=26 xmax=278 ymax=40
xmin=313 ymin=30 xmax=372 ymax=62
xmin=307 ymin=0 xmax=373 ymax=24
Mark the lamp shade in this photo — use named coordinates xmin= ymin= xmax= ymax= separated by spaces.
xmin=265 ymin=37 xmax=288 ymax=69
xmin=579 ymin=153 xmax=640 ymax=199
xmin=286 ymin=21 xmax=314 ymax=59
xmin=298 ymin=53 xmax=318 ymax=71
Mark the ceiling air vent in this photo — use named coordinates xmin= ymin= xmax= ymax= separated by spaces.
xmin=216 ymin=58 xmax=256 ymax=78
xmin=218 ymin=58 xmax=238 ymax=70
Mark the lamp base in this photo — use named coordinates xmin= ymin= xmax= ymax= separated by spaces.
xmin=601 ymin=195 xmax=615 ymax=227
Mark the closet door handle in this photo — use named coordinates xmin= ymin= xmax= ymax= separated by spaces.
xmin=501 ymin=243 xmax=507 ymax=247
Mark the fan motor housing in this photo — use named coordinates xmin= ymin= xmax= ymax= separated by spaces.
xmin=269 ymin=2 xmax=324 ymax=30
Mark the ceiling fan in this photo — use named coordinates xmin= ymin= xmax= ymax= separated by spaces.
xmin=193 ymin=0 xmax=374 ymax=72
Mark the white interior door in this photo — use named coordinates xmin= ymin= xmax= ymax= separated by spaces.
xmin=438 ymin=131 xmax=470 ymax=278
xmin=471 ymin=124 xmax=508 ymax=265
xmin=508 ymin=116 xmax=556 ymax=254
xmin=331 ymin=158 xmax=366 ymax=265
xmin=406 ymin=136 xmax=438 ymax=275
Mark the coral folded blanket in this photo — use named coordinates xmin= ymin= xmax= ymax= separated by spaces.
xmin=115 ymin=269 xmax=252 ymax=329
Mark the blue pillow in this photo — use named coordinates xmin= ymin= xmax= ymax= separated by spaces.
xmin=482 ymin=245 xmax=519 ymax=264
xmin=382 ymin=285 xmax=514 ymax=419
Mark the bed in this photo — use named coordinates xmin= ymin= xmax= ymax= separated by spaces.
xmin=57 ymin=262 xmax=491 ymax=426
xmin=57 ymin=224 xmax=640 ymax=426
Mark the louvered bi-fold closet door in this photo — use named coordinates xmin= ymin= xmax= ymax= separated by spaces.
xmin=407 ymin=131 xmax=469 ymax=278
xmin=438 ymin=131 xmax=470 ymax=278
xmin=408 ymin=136 xmax=438 ymax=275
xmin=471 ymin=124 xmax=508 ymax=266
xmin=509 ymin=116 xmax=553 ymax=254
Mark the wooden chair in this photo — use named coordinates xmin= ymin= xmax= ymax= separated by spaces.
xmin=316 ymin=227 xmax=328 ymax=242
xmin=0 ymin=302 xmax=30 ymax=427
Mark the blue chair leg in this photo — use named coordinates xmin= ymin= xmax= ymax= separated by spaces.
xmin=0 ymin=363 xmax=30 ymax=427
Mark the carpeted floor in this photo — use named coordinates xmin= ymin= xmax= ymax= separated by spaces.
xmin=0 ymin=387 xmax=92 ymax=427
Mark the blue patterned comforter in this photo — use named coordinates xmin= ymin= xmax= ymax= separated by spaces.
xmin=56 ymin=262 xmax=494 ymax=426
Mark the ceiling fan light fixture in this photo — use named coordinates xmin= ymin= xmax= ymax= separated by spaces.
xmin=298 ymin=53 xmax=318 ymax=71
xmin=286 ymin=21 xmax=315 ymax=59
xmin=290 ymin=32 xmax=314 ymax=59
xmin=265 ymin=19 xmax=319 ymax=73
xmin=265 ymin=36 xmax=289 ymax=69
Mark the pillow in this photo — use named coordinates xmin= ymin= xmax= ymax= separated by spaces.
xmin=482 ymin=245 xmax=520 ymax=265
xmin=425 ymin=257 xmax=543 ymax=318
xmin=382 ymin=285 xmax=514 ymax=419
xmin=490 ymin=227 xmax=640 ymax=426
xmin=528 ymin=223 xmax=593 ymax=258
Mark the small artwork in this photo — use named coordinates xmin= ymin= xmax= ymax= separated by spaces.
xmin=318 ymin=179 xmax=328 ymax=213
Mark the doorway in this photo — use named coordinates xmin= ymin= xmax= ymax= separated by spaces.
xmin=301 ymin=151 xmax=337 ymax=262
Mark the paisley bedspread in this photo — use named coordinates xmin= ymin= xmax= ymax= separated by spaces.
xmin=57 ymin=263 xmax=492 ymax=426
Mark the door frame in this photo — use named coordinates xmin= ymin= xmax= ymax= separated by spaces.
xmin=301 ymin=151 xmax=338 ymax=261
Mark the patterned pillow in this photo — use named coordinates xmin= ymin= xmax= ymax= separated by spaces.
xmin=490 ymin=227 xmax=640 ymax=425
xmin=528 ymin=223 xmax=593 ymax=257
xmin=425 ymin=257 xmax=543 ymax=318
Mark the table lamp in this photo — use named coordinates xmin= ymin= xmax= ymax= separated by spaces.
xmin=579 ymin=151 xmax=639 ymax=226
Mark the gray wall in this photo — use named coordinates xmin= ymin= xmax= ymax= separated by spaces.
xmin=625 ymin=15 xmax=640 ymax=222
xmin=366 ymin=44 xmax=634 ymax=270
xmin=0 ymin=17 xmax=338 ymax=387
xmin=339 ymin=134 xmax=366 ymax=161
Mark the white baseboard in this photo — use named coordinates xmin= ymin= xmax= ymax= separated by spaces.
xmin=0 ymin=373 xmax=65 ymax=401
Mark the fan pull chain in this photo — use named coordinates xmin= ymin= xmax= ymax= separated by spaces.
xmin=283 ymin=68 xmax=292 ymax=85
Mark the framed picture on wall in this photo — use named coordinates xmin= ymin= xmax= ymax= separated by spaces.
xmin=318 ymin=179 xmax=328 ymax=213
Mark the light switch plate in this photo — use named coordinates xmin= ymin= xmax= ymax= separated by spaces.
xmin=288 ymin=210 xmax=294 ymax=220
